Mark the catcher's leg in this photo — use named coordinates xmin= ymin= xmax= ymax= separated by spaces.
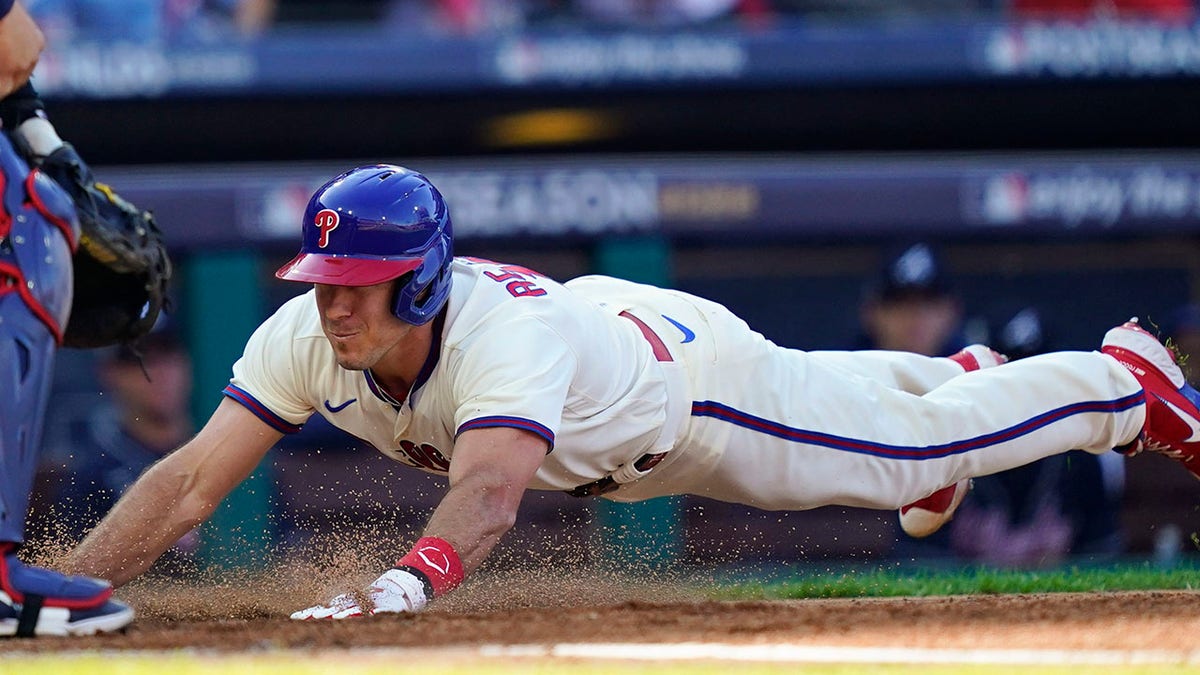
xmin=0 ymin=136 xmax=133 ymax=638
xmin=0 ymin=292 xmax=57 ymax=545
xmin=0 ymin=298 xmax=133 ymax=638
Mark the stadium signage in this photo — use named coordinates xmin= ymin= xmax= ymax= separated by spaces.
xmin=982 ymin=20 xmax=1200 ymax=78
xmin=964 ymin=166 xmax=1199 ymax=228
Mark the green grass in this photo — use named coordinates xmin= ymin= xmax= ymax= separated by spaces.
xmin=713 ymin=560 xmax=1200 ymax=600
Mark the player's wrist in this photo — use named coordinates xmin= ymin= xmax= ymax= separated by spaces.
xmin=395 ymin=536 xmax=464 ymax=599
xmin=0 ymin=82 xmax=46 ymax=131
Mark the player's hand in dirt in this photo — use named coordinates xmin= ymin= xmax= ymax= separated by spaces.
xmin=290 ymin=568 xmax=429 ymax=620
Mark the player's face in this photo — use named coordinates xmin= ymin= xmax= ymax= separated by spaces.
xmin=315 ymin=281 xmax=416 ymax=371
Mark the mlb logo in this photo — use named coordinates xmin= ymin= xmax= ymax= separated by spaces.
xmin=980 ymin=173 xmax=1029 ymax=225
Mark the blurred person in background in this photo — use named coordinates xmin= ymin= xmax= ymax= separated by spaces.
xmin=856 ymin=241 xmax=966 ymax=358
xmin=50 ymin=326 xmax=199 ymax=572
xmin=384 ymin=0 xmax=534 ymax=34
xmin=1008 ymin=0 xmax=1193 ymax=21
xmin=382 ymin=0 xmax=769 ymax=35
xmin=26 ymin=0 xmax=275 ymax=44
xmin=566 ymin=0 xmax=772 ymax=27
xmin=945 ymin=305 xmax=1125 ymax=567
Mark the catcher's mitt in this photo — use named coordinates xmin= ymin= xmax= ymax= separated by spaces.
xmin=36 ymin=143 xmax=172 ymax=348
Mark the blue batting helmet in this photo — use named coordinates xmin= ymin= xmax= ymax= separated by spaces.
xmin=275 ymin=165 xmax=453 ymax=325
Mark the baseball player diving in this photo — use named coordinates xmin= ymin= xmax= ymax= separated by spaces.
xmin=64 ymin=164 xmax=1200 ymax=620
xmin=0 ymin=0 xmax=171 ymax=637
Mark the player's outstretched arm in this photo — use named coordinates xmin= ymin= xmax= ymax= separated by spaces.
xmin=0 ymin=1 xmax=44 ymax=98
xmin=292 ymin=426 xmax=547 ymax=620
xmin=64 ymin=398 xmax=283 ymax=587
xmin=424 ymin=426 xmax=548 ymax=571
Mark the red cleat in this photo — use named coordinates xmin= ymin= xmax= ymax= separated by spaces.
xmin=948 ymin=344 xmax=1008 ymax=372
xmin=899 ymin=479 xmax=972 ymax=539
xmin=1101 ymin=319 xmax=1200 ymax=481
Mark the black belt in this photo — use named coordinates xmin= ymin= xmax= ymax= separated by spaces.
xmin=566 ymin=451 xmax=668 ymax=498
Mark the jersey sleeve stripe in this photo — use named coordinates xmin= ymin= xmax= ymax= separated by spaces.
xmin=222 ymin=384 xmax=304 ymax=434
xmin=456 ymin=416 xmax=555 ymax=450
xmin=691 ymin=391 xmax=1145 ymax=460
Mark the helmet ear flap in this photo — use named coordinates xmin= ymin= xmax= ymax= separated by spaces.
xmin=389 ymin=272 xmax=414 ymax=318
xmin=392 ymin=236 xmax=453 ymax=325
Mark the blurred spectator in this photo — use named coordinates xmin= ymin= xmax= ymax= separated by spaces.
xmin=385 ymin=0 xmax=534 ymax=34
xmin=51 ymin=325 xmax=199 ymax=571
xmin=1009 ymin=0 xmax=1193 ymax=21
xmin=856 ymin=241 xmax=966 ymax=357
xmin=945 ymin=305 xmax=1125 ymax=567
xmin=568 ymin=0 xmax=771 ymax=27
xmin=771 ymin=0 xmax=996 ymax=21
xmin=1162 ymin=303 xmax=1200 ymax=388
xmin=383 ymin=0 xmax=772 ymax=35
xmin=26 ymin=0 xmax=275 ymax=44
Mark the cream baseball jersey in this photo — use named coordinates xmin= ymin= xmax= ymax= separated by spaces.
xmin=226 ymin=257 xmax=1151 ymax=514
xmin=225 ymin=257 xmax=690 ymax=491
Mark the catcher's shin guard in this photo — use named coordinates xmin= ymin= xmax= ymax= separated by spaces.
xmin=0 ymin=293 xmax=59 ymax=544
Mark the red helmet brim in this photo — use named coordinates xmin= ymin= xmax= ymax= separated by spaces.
xmin=274 ymin=253 xmax=423 ymax=286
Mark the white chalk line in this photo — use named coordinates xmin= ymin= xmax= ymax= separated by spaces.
xmin=479 ymin=642 xmax=1200 ymax=666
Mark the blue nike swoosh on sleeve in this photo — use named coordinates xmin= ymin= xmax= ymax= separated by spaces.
xmin=662 ymin=314 xmax=695 ymax=343
xmin=324 ymin=398 xmax=358 ymax=413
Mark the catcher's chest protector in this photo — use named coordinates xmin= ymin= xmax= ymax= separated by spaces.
xmin=0 ymin=133 xmax=78 ymax=343
xmin=0 ymin=133 xmax=77 ymax=542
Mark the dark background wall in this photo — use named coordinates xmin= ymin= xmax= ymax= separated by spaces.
xmin=45 ymin=79 xmax=1200 ymax=167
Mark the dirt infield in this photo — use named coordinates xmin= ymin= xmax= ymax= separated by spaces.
xmin=3 ymin=576 xmax=1197 ymax=653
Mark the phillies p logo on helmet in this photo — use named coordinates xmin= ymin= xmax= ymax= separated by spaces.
xmin=314 ymin=209 xmax=340 ymax=248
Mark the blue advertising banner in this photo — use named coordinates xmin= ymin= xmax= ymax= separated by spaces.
xmin=101 ymin=155 xmax=1200 ymax=249
xmin=32 ymin=19 xmax=1200 ymax=100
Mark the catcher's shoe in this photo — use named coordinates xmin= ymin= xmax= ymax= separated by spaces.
xmin=898 ymin=344 xmax=1006 ymax=538
xmin=0 ymin=544 xmax=133 ymax=637
xmin=1101 ymin=319 xmax=1200 ymax=481
xmin=899 ymin=479 xmax=972 ymax=539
